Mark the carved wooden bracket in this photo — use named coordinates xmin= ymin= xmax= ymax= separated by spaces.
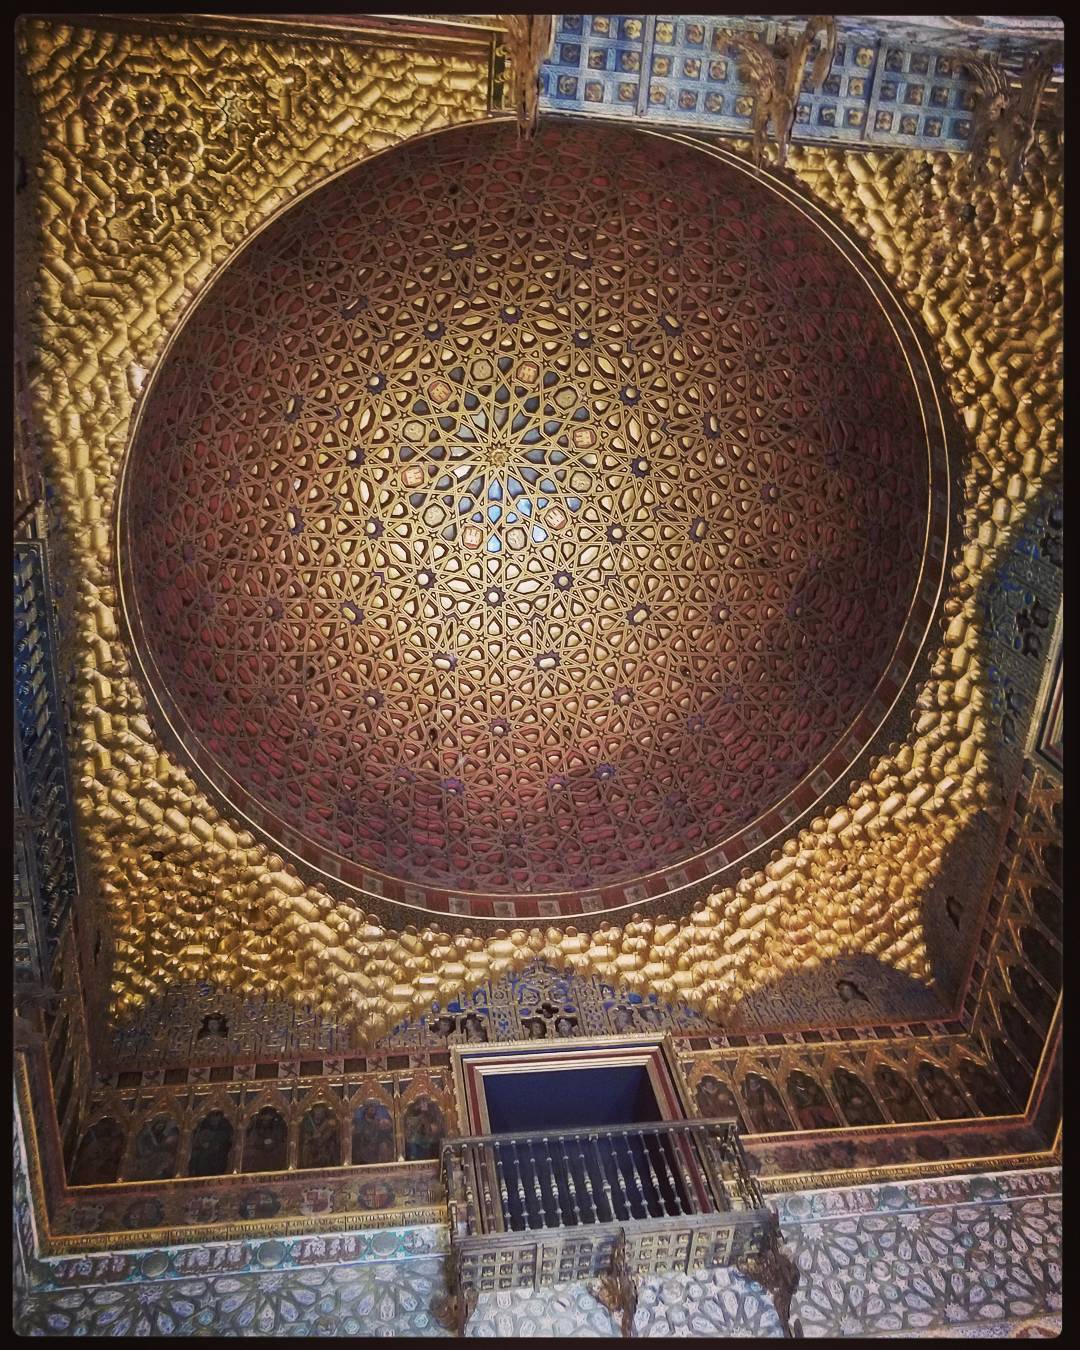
xmin=724 ymin=16 xmax=837 ymax=171
xmin=953 ymin=51 xmax=1056 ymax=186
xmin=592 ymin=1228 xmax=639 ymax=1337
xmin=734 ymin=1214 xmax=802 ymax=1338
xmin=500 ymin=14 xmax=554 ymax=140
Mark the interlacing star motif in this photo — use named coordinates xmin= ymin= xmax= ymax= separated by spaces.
xmin=125 ymin=120 xmax=928 ymax=904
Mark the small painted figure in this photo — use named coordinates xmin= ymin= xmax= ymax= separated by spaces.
xmin=241 ymin=1106 xmax=288 ymax=1173
xmin=874 ymin=1064 xmax=927 ymax=1124
xmin=991 ymin=1038 xmax=1031 ymax=1105
xmin=787 ymin=1072 xmax=840 ymax=1130
xmin=403 ymin=1097 xmax=445 ymax=1161
xmin=188 ymin=1109 xmax=234 ymax=1177
xmin=196 ymin=1012 xmax=229 ymax=1040
xmin=999 ymin=1001 xmax=1044 ymax=1070
xmin=70 ymin=1118 xmax=125 ymax=1186
xmin=695 ymin=1075 xmax=747 ymax=1132
xmin=916 ymin=1061 xmax=973 ymax=1120
xmin=128 ymin=1115 xmax=181 ymax=1181
xmin=957 ymin=1058 xmax=1016 ymax=1116
xmin=1020 ymin=925 xmax=1061 ymax=993
xmin=831 ymin=1069 xmax=884 ymax=1126
xmin=1009 ymin=966 xmax=1056 ymax=1030
xmin=299 ymin=1103 xmax=341 ymax=1170
xmin=352 ymin=1101 xmax=395 ymax=1165
xmin=740 ymin=1073 xmax=793 ymax=1133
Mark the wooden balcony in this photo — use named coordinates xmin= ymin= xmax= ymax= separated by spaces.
xmin=442 ymin=1118 xmax=800 ymax=1336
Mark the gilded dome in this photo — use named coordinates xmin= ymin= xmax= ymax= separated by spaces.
xmin=120 ymin=119 xmax=948 ymax=919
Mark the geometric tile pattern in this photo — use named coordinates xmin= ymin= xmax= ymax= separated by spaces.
xmin=13 ymin=1121 xmax=1061 ymax=1339
xmin=866 ymin=47 xmax=975 ymax=147
xmin=121 ymin=117 xmax=939 ymax=916
xmin=467 ymin=1169 xmax=1063 ymax=1337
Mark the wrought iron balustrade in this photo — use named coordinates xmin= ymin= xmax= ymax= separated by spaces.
xmin=442 ymin=1118 xmax=800 ymax=1337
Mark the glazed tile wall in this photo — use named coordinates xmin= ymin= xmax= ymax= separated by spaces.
xmin=14 ymin=1118 xmax=1061 ymax=1340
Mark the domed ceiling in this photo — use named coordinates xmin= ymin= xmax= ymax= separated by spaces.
xmin=120 ymin=119 xmax=949 ymax=920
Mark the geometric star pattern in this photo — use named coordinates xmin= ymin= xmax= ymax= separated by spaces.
xmin=122 ymin=120 xmax=929 ymax=909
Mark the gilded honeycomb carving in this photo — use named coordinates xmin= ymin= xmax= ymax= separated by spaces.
xmin=17 ymin=15 xmax=1062 ymax=1044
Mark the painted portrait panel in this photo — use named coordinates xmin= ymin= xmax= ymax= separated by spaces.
xmin=787 ymin=1071 xmax=840 ymax=1130
xmin=957 ymin=1057 xmax=1016 ymax=1116
xmin=188 ymin=1109 xmax=234 ymax=1177
xmin=70 ymin=1118 xmax=125 ymax=1186
xmin=242 ymin=1106 xmax=289 ymax=1173
xmin=196 ymin=1012 xmax=229 ymax=1040
xmin=831 ymin=1068 xmax=884 ymax=1126
xmin=874 ymin=1063 xmax=927 ymax=1124
xmin=403 ymin=1096 xmax=445 ymax=1161
xmin=991 ymin=1037 xmax=1031 ymax=1105
xmin=740 ymin=1073 xmax=793 ymax=1133
xmin=916 ymin=1061 xmax=973 ymax=1120
xmin=127 ymin=1115 xmax=181 ymax=1181
xmin=695 ymin=1074 xmax=747 ymax=1132
xmin=299 ymin=1103 xmax=341 ymax=1170
xmin=351 ymin=1101 xmax=395 ymax=1165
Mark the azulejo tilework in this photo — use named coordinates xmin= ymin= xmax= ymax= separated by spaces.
xmin=14 ymin=1147 xmax=1061 ymax=1338
xmin=120 ymin=116 xmax=948 ymax=919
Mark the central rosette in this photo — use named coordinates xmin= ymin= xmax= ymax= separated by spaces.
xmin=395 ymin=352 xmax=599 ymax=556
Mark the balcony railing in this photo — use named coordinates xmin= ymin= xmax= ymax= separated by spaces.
xmin=445 ymin=1118 xmax=763 ymax=1235
xmin=442 ymin=1118 xmax=800 ymax=1337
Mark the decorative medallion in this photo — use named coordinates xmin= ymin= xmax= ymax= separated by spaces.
xmin=119 ymin=118 xmax=949 ymax=918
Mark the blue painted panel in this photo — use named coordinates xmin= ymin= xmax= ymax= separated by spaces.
xmin=483 ymin=1063 xmax=662 ymax=1130
xmin=539 ymin=14 xmax=1058 ymax=154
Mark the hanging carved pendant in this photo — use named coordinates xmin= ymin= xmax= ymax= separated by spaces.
xmin=734 ymin=1214 xmax=803 ymax=1338
xmin=724 ymin=16 xmax=837 ymax=170
xmin=955 ymin=51 xmax=1056 ymax=186
xmin=500 ymin=14 xmax=555 ymax=140
xmin=592 ymin=1228 xmax=639 ymax=1337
